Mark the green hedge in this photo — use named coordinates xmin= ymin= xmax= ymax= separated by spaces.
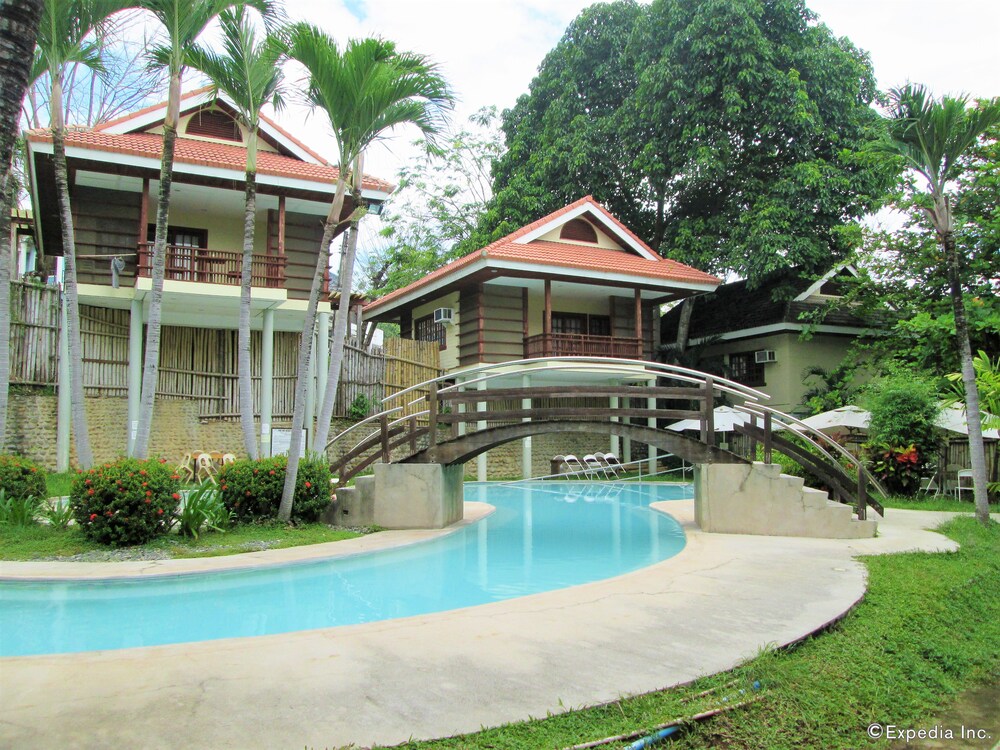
xmin=0 ymin=455 xmax=48 ymax=501
xmin=70 ymin=458 xmax=180 ymax=546
xmin=218 ymin=455 xmax=332 ymax=524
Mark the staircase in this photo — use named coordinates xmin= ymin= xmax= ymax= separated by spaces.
xmin=695 ymin=462 xmax=878 ymax=539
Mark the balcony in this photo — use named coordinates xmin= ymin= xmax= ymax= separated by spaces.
xmin=137 ymin=243 xmax=285 ymax=288
xmin=523 ymin=333 xmax=642 ymax=360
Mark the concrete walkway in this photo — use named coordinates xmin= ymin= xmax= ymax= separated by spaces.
xmin=0 ymin=503 xmax=964 ymax=750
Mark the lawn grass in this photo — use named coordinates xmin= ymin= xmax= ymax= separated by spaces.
xmin=384 ymin=517 xmax=1000 ymax=749
xmin=44 ymin=471 xmax=77 ymax=498
xmin=881 ymin=494 xmax=996 ymax=513
xmin=0 ymin=522 xmax=364 ymax=561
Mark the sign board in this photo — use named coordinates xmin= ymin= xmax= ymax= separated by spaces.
xmin=270 ymin=428 xmax=307 ymax=458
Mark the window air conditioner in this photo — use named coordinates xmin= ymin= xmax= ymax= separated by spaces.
xmin=755 ymin=349 xmax=777 ymax=364
xmin=433 ymin=307 xmax=454 ymax=325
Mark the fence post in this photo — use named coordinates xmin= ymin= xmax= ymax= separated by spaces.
xmin=427 ymin=380 xmax=439 ymax=451
xmin=701 ymin=377 xmax=714 ymax=445
xmin=409 ymin=415 xmax=417 ymax=453
xmin=747 ymin=413 xmax=757 ymax=461
xmin=380 ymin=414 xmax=390 ymax=463
xmin=763 ymin=412 xmax=773 ymax=464
xmin=857 ymin=470 xmax=867 ymax=521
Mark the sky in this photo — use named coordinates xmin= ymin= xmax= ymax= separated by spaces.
xmin=265 ymin=0 xmax=1000 ymax=182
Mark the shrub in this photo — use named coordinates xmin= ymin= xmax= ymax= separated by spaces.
xmin=40 ymin=497 xmax=74 ymax=529
xmin=218 ymin=454 xmax=332 ymax=524
xmin=69 ymin=458 xmax=181 ymax=546
xmin=177 ymin=485 xmax=232 ymax=539
xmin=0 ymin=454 xmax=48 ymax=501
xmin=348 ymin=393 xmax=376 ymax=421
xmin=0 ymin=489 xmax=42 ymax=527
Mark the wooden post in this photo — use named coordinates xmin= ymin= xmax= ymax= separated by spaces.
xmin=857 ymin=471 xmax=867 ymax=521
xmin=277 ymin=195 xmax=286 ymax=286
xmin=427 ymin=380 xmax=439 ymax=450
xmin=137 ymin=178 xmax=149 ymax=274
xmin=701 ymin=377 xmax=714 ymax=444
xmin=544 ymin=280 xmax=552 ymax=338
xmin=747 ymin=414 xmax=757 ymax=461
xmin=763 ymin=412 xmax=773 ymax=464
xmin=634 ymin=289 xmax=642 ymax=341
xmin=380 ymin=414 xmax=390 ymax=463
xmin=409 ymin=416 xmax=417 ymax=453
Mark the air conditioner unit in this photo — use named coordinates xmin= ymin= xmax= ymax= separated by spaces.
xmin=755 ymin=349 xmax=777 ymax=364
xmin=433 ymin=307 xmax=454 ymax=325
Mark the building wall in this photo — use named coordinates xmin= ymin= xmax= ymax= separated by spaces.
xmin=166 ymin=204 xmax=269 ymax=255
xmin=411 ymin=291 xmax=460 ymax=371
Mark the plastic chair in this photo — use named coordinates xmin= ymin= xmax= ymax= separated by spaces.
xmin=563 ymin=454 xmax=586 ymax=478
xmin=175 ymin=453 xmax=194 ymax=482
xmin=603 ymin=452 xmax=626 ymax=477
xmin=595 ymin=452 xmax=622 ymax=478
xmin=955 ymin=469 xmax=974 ymax=501
xmin=583 ymin=454 xmax=609 ymax=480
xmin=221 ymin=453 xmax=236 ymax=466
xmin=195 ymin=453 xmax=217 ymax=485
xmin=918 ymin=472 xmax=941 ymax=497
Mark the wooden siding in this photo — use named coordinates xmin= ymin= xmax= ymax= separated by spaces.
xmin=269 ymin=208 xmax=325 ymax=301
xmin=458 ymin=285 xmax=481 ymax=367
xmin=71 ymin=185 xmax=141 ymax=287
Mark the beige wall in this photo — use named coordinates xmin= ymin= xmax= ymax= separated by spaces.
xmin=701 ymin=332 xmax=856 ymax=414
xmin=536 ymin=224 xmax=625 ymax=250
xmin=411 ymin=292 xmax=461 ymax=371
xmin=526 ymin=287 xmax=627 ymax=337
xmin=165 ymin=205 xmax=270 ymax=255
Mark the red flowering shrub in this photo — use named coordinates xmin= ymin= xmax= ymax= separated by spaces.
xmin=218 ymin=455 xmax=331 ymax=524
xmin=69 ymin=458 xmax=180 ymax=546
xmin=0 ymin=454 xmax=48 ymax=500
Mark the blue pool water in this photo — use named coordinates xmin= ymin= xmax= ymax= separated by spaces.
xmin=0 ymin=481 xmax=689 ymax=657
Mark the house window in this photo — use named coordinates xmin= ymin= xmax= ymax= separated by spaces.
xmin=559 ymin=218 xmax=598 ymax=243
xmin=146 ymin=225 xmax=208 ymax=281
xmin=728 ymin=351 xmax=765 ymax=387
xmin=414 ymin=314 xmax=446 ymax=350
xmin=552 ymin=313 xmax=611 ymax=336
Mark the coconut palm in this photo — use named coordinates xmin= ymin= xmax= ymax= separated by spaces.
xmin=130 ymin=0 xmax=272 ymax=458
xmin=185 ymin=7 xmax=287 ymax=459
xmin=0 ymin=0 xmax=43 ymax=447
xmin=33 ymin=0 xmax=131 ymax=469
xmin=279 ymin=27 xmax=453 ymax=521
xmin=880 ymin=84 xmax=1000 ymax=525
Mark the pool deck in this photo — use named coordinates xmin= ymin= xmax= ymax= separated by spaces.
xmin=0 ymin=501 xmax=969 ymax=750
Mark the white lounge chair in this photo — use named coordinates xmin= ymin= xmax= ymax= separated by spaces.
xmin=595 ymin=452 xmax=622 ymax=478
xmin=583 ymin=454 xmax=609 ymax=480
xmin=563 ymin=454 xmax=586 ymax=478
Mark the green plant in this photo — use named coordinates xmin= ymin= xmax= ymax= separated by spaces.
xmin=39 ymin=497 xmax=74 ymax=529
xmin=177 ymin=485 xmax=232 ymax=539
xmin=0 ymin=490 xmax=42 ymax=527
xmin=69 ymin=458 xmax=181 ymax=547
xmin=0 ymin=455 xmax=48 ymax=501
xmin=218 ymin=454 xmax=332 ymax=524
xmin=348 ymin=393 xmax=376 ymax=421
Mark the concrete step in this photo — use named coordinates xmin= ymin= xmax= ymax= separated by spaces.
xmin=801 ymin=487 xmax=830 ymax=509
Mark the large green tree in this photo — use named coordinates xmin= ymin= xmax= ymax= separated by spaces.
xmin=186 ymin=6 xmax=287 ymax=460
xmin=473 ymin=0 xmax=894 ymax=282
xmin=0 ymin=0 xmax=43 ymax=448
xmin=281 ymin=27 xmax=453 ymax=522
xmin=877 ymin=84 xmax=1000 ymax=525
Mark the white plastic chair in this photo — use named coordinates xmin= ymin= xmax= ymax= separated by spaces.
xmin=954 ymin=469 xmax=974 ymax=501
xmin=563 ymin=454 xmax=586 ymax=478
xmin=603 ymin=452 xmax=625 ymax=477
xmin=918 ymin=472 xmax=940 ymax=496
xmin=195 ymin=453 xmax=217 ymax=485
xmin=595 ymin=452 xmax=622 ymax=478
xmin=583 ymin=454 xmax=609 ymax=480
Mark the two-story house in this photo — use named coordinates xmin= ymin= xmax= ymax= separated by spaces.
xmin=364 ymin=196 xmax=721 ymax=478
xmin=24 ymin=87 xmax=392 ymax=464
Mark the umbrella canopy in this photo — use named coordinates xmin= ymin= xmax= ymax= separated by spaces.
xmin=934 ymin=403 xmax=1000 ymax=439
xmin=799 ymin=405 xmax=870 ymax=433
xmin=667 ymin=406 xmax=750 ymax=433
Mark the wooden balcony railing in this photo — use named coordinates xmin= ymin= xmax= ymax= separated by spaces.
xmin=523 ymin=333 xmax=642 ymax=359
xmin=137 ymin=243 xmax=285 ymax=288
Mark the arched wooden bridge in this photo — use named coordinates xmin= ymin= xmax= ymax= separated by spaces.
xmin=328 ymin=357 xmax=884 ymax=519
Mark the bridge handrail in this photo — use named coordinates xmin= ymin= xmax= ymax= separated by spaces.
xmin=379 ymin=356 xmax=770 ymax=409
xmin=325 ymin=404 xmax=404 ymax=450
xmin=735 ymin=403 xmax=888 ymax=504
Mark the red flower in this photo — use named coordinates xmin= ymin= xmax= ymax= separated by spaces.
xmin=89 ymin=513 xmax=97 ymax=521
xmin=142 ymin=482 xmax=148 ymax=487
xmin=145 ymin=498 xmax=151 ymax=504
xmin=253 ymin=469 xmax=259 ymax=475
xmin=304 ymin=481 xmax=312 ymax=488
xmin=139 ymin=470 xmax=147 ymax=476
xmin=171 ymin=474 xmax=180 ymax=480
xmin=85 ymin=479 xmax=92 ymax=485
xmin=269 ymin=470 xmax=275 ymax=476
xmin=87 ymin=488 xmax=95 ymax=496
xmin=245 ymin=490 xmax=251 ymax=497
xmin=157 ymin=509 xmax=164 ymax=515
xmin=105 ymin=510 xmax=113 ymax=517
xmin=159 ymin=458 xmax=167 ymax=463
xmin=146 ymin=491 xmax=152 ymax=497
xmin=172 ymin=492 xmax=180 ymax=500
xmin=221 ymin=484 xmax=228 ymax=490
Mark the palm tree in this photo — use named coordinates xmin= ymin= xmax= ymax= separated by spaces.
xmin=881 ymin=84 xmax=1000 ymax=525
xmin=130 ymin=0 xmax=270 ymax=458
xmin=279 ymin=27 xmax=453 ymax=522
xmin=33 ymin=0 xmax=131 ymax=469
xmin=185 ymin=7 xmax=287 ymax=460
xmin=0 ymin=0 xmax=44 ymax=447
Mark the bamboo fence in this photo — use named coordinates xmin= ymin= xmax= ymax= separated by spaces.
xmin=7 ymin=283 xmax=441 ymax=420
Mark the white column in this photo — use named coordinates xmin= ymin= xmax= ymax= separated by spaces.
xmin=316 ymin=311 xmax=331 ymax=437
xmin=56 ymin=295 xmax=71 ymax=471
xmin=610 ymin=394 xmax=620 ymax=456
xmin=127 ymin=298 xmax=143 ymax=455
xmin=260 ymin=308 xmax=274 ymax=457
xmin=477 ymin=380 xmax=487 ymax=481
xmin=647 ymin=395 xmax=657 ymax=475
xmin=304 ymin=327 xmax=316 ymax=448
xmin=521 ymin=373 xmax=532 ymax=480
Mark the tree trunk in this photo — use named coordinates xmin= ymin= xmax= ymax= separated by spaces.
xmin=50 ymin=75 xmax=94 ymax=468
xmin=675 ymin=297 xmax=694 ymax=355
xmin=314 ymin=212 xmax=360 ymax=453
xmin=238 ymin=130 xmax=259 ymax=459
xmin=0 ymin=0 xmax=42 ymax=447
xmin=277 ymin=176 xmax=350 ymax=522
xmin=132 ymin=69 xmax=181 ymax=458
xmin=943 ymin=231 xmax=990 ymax=524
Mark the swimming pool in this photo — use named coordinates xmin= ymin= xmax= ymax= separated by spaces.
xmin=0 ymin=481 xmax=690 ymax=657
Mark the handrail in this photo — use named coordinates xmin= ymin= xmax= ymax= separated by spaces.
xmin=325 ymin=404 xmax=403 ymax=450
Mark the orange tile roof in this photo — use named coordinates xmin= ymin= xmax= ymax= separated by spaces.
xmin=93 ymin=85 xmax=214 ymax=132
xmin=366 ymin=197 xmax=720 ymax=313
xmin=28 ymin=129 xmax=395 ymax=193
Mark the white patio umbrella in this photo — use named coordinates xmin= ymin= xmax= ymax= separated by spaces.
xmin=934 ymin=402 xmax=1000 ymax=439
xmin=667 ymin=406 xmax=751 ymax=433
xmin=799 ymin=405 xmax=870 ymax=433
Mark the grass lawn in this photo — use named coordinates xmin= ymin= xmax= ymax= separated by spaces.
xmin=384 ymin=517 xmax=999 ymax=750
xmin=0 ymin=522 xmax=366 ymax=561
xmin=44 ymin=471 xmax=77 ymax=498
xmin=881 ymin=494 xmax=996 ymax=513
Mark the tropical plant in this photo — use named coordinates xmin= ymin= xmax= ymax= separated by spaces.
xmin=945 ymin=350 xmax=1000 ymax=430
xmin=32 ymin=0 xmax=132 ymax=469
xmin=0 ymin=0 xmax=44 ymax=448
xmin=347 ymin=392 xmax=375 ymax=421
xmin=176 ymin=483 xmax=230 ymax=538
xmin=877 ymin=84 xmax=1000 ymax=522
xmin=130 ymin=0 xmax=270 ymax=458
xmin=801 ymin=361 xmax=859 ymax=415
xmin=185 ymin=7 xmax=287 ymax=459
xmin=69 ymin=457 xmax=181 ymax=546
xmin=0 ymin=489 xmax=43 ymax=527
xmin=280 ymin=27 xmax=453 ymax=522
xmin=39 ymin=496 xmax=74 ymax=528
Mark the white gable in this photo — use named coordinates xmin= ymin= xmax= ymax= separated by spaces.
xmin=513 ymin=200 xmax=659 ymax=260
